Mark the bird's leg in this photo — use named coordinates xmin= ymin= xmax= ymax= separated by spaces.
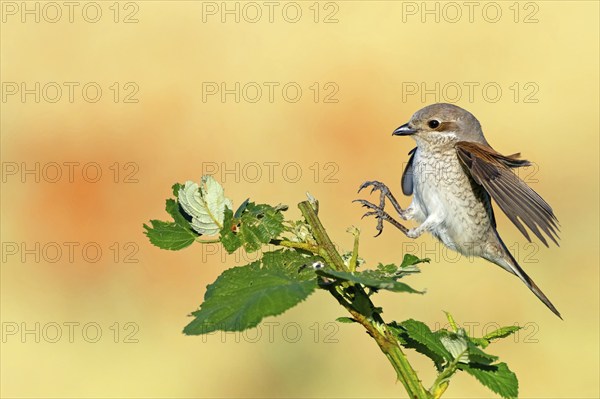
xmin=354 ymin=181 xmax=409 ymax=237
xmin=406 ymin=214 xmax=443 ymax=239
xmin=400 ymin=205 xmax=417 ymax=221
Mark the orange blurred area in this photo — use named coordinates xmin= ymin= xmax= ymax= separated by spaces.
xmin=1 ymin=1 xmax=598 ymax=398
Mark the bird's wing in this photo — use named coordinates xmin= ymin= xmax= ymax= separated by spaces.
xmin=455 ymin=141 xmax=559 ymax=247
xmin=401 ymin=147 xmax=417 ymax=195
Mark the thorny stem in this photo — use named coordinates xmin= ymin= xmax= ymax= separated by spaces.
xmin=297 ymin=201 xmax=431 ymax=399
xmin=347 ymin=226 xmax=360 ymax=272
xmin=298 ymin=201 xmax=347 ymax=272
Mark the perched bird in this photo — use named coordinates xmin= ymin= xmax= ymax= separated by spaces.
xmin=356 ymin=103 xmax=561 ymax=318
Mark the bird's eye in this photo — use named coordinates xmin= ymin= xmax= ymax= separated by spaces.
xmin=427 ymin=120 xmax=440 ymax=129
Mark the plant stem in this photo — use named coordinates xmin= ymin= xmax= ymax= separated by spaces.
xmin=271 ymin=239 xmax=319 ymax=254
xmin=297 ymin=201 xmax=431 ymax=399
xmin=195 ymin=237 xmax=221 ymax=244
xmin=298 ymin=201 xmax=347 ymax=272
xmin=429 ymin=350 xmax=466 ymax=398
xmin=347 ymin=226 xmax=360 ymax=272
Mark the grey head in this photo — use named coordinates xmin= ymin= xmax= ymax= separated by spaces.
xmin=393 ymin=103 xmax=489 ymax=145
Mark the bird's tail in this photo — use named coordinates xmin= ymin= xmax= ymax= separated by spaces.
xmin=494 ymin=235 xmax=562 ymax=319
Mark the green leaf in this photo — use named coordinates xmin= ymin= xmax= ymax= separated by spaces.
xmin=336 ymin=317 xmax=356 ymax=323
xmin=183 ymin=250 xmax=318 ymax=335
xmin=369 ymin=254 xmax=428 ymax=278
xmin=466 ymin=342 xmax=499 ymax=365
xmin=178 ymin=176 xmax=233 ymax=236
xmin=316 ymin=268 xmax=423 ymax=294
xmin=444 ymin=311 xmax=459 ymax=332
xmin=397 ymin=319 xmax=453 ymax=368
xmin=166 ymin=198 xmax=191 ymax=227
xmin=468 ymin=325 xmax=522 ymax=349
xmin=219 ymin=208 xmax=243 ymax=250
xmin=351 ymin=293 xmax=375 ymax=317
xmin=143 ymin=220 xmax=196 ymax=250
xmin=171 ymin=182 xmax=183 ymax=197
xmin=469 ymin=336 xmax=491 ymax=349
xmin=459 ymin=362 xmax=518 ymax=399
xmin=386 ymin=322 xmax=407 ymax=344
xmin=144 ymin=195 xmax=198 ymax=251
xmin=220 ymin=202 xmax=285 ymax=253
xmin=376 ymin=263 xmax=399 ymax=274
xmin=439 ymin=331 xmax=469 ymax=364
xmin=234 ymin=198 xmax=250 ymax=218
xmin=400 ymin=253 xmax=430 ymax=268
xmin=483 ymin=326 xmax=522 ymax=341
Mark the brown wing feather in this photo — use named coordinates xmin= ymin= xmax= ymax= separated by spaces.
xmin=456 ymin=141 xmax=559 ymax=247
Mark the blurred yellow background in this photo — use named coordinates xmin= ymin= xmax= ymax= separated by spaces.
xmin=1 ymin=1 xmax=598 ymax=398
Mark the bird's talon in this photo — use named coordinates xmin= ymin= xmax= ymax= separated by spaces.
xmin=354 ymin=199 xmax=378 ymax=211
xmin=356 ymin=180 xmax=408 ymax=238
xmin=361 ymin=211 xmax=377 ymax=219
xmin=357 ymin=181 xmax=371 ymax=193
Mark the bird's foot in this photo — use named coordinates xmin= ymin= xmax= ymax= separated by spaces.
xmin=357 ymin=180 xmax=404 ymax=215
xmin=353 ymin=199 xmax=409 ymax=237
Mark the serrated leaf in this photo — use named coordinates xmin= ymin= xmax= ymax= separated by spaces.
xmin=183 ymin=250 xmax=318 ymax=335
xmin=483 ymin=326 xmax=522 ymax=341
xmin=376 ymin=261 xmax=420 ymax=278
xmin=397 ymin=319 xmax=453 ymax=368
xmin=469 ymin=336 xmax=491 ymax=348
xmin=400 ymin=253 xmax=430 ymax=268
xmin=469 ymin=325 xmax=521 ymax=349
xmin=144 ymin=195 xmax=198 ymax=250
xmin=438 ymin=329 xmax=470 ymax=364
xmin=220 ymin=202 xmax=285 ymax=253
xmin=178 ymin=176 xmax=233 ymax=236
xmin=166 ymin=198 xmax=191 ymax=227
xmin=460 ymin=362 xmax=518 ymax=399
xmin=376 ymin=263 xmax=398 ymax=274
xmin=143 ymin=220 xmax=196 ymax=250
xmin=171 ymin=182 xmax=183 ymax=197
xmin=316 ymin=268 xmax=422 ymax=294
xmin=466 ymin=342 xmax=499 ymax=365
xmin=386 ymin=322 xmax=408 ymax=345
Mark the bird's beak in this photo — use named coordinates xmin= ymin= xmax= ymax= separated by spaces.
xmin=392 ymin=123 xmax=417 ymax=136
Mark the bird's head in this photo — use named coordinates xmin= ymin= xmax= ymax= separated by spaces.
xmin=393 ymin=103 xmax=488 ymax=145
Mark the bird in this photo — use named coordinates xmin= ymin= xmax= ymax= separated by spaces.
xmin=355 ymin=103 xmax=561 ymax=318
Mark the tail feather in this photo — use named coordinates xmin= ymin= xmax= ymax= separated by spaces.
xmin=495 ymin=235 xmax=562 ymax=319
